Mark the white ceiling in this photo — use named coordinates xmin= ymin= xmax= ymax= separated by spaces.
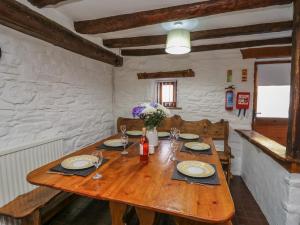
xmin=30 ymin=0 xmax=293 ymax=51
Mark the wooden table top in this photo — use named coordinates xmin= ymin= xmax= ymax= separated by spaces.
xmin=27 ymin=135 xmax=234 ymax=224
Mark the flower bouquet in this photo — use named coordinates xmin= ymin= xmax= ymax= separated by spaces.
xmin=132 ymin=102 xmax=170 ymax=150
xmin=132 ymin=102 xmax=170 ymax=130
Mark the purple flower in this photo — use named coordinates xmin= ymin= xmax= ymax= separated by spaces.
xmin=150 ymin=102 xmax=158 ymax=108
xmin=132 ymin=106 xmax=145 ymax=118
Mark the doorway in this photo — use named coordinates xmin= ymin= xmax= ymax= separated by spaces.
xmin=253 ymin=61 xmax=291 ymax=146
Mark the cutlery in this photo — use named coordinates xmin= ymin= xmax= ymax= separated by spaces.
xmin=47 ymin=171 xmax=74 ymax=176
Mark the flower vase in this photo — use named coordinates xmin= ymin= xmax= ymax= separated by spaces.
xmin=146 ymin=127 xmax=158 ymax=154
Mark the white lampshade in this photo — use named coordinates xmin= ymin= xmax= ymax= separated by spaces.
xmin=165 ymin=29 xmax=191 ymax=55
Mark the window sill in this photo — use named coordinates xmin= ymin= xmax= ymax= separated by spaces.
xmin=236 ymin=129 xmax=300 ymax=173
xmin=166 ymin=107 xmax=182 ymax=110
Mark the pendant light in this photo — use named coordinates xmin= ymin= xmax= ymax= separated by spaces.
xmin=165 ymin=29 xmax=191 ymax=55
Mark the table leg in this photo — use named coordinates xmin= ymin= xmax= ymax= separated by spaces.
xmin=174 ymin=217 xmax=232 ymax=225
xmin=135 ymin=207 xmax=156 ymax=225
xmin=21 ymin=209 xmax=41 ymax=225
xmin=109 ymin=201 xmax=127 ymax=225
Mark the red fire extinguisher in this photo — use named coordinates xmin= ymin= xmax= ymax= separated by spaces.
xmin=225 ymin=85 xmax=235 ymax=111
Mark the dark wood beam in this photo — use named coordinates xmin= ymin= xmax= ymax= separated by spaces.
xmin=28 ymin=0 xmax=67 ymax=8
xmin=0 ymin=0 xmax=122 ymax=66
xmin=75 ymin=0 xmax=292 ymax=34
xmin=287 ymin=0 xmax=300 ymax=160
xmin=104 ymin=21 xmax=293 ymax=48
xmin=241 ymin=46 xmax=292 ymax=59
xmin=121 ymin=37 xmax=292 ymax=56
xmin=137 ymin=69 xmax=195 ymax=79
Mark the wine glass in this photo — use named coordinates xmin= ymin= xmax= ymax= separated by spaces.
xmin=120 ymin=125 xmax=126 ymax=135
xmin=121 ymin=135 xmax=129 ymax=155
xmin=175 ymin=129 xmax=180 ymax=140
xmin=91 ymin=151 xmax=103 ymax=180
xmin=170 ymin=127 xmax=177 ymax=141
xmin=170 ymin=141 xmax=180 ymax=161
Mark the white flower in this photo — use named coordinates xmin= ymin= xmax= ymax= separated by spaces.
xmin=157 ymin=103 xmax=171 ymax=116
xmin=142 ymin=106 xmax=156 ymax=115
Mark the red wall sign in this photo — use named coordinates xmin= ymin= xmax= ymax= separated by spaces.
xmin=236 ymin=92 xmax=250 ymax=109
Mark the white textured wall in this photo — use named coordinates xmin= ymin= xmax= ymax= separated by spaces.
xmin=113 ymin=53 xmax=255 ymax=175
xmin=0 ymin=25 xmax=114 ymax=153
xmin=241 ymin=139 xmax=300 ymax=225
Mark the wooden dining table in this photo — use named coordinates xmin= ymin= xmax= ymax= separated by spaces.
xmin=27 ymin=134 xmax=234 ymax=225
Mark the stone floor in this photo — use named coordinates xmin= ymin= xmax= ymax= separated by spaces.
xmin=46 ymin=176 xmax=269 ymax=225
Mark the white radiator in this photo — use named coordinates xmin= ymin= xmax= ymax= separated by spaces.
xmin=0 ymin=137 xmax=63 ymax=208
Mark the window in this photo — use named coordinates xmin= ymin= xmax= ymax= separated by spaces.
xmin=255 ymin=62 xmax=291 ymax=118
xmin=257 ymin=85 xmax=290 ymax=118
xmin=156 ymin=81 xmax=177 ymax=108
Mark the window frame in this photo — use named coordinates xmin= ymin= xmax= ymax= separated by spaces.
xmin=156 ymin=80 xmax=178 ymax=108
xmin=253 ymin=60 xmax=291 ymax=123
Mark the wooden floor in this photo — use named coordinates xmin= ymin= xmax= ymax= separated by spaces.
xmin=45 ymin=176 xmax=269 ymax=225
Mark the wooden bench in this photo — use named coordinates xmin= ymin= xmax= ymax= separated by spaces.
xmin=117 ymin=115 xmax=234 ymax=184
xmin=0 ymin=186 xmax=73 ymax=225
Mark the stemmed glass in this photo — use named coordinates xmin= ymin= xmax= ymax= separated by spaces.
xmin=170 ymin=127 xmax=177 ymax=141
xmin=170 ymin=128 xmax=180 ymax=141
xmin=120 ymin=125 xmax=126 ymax=135
xmin=170 ymin=141 xmax=180 ymax=161
xmin=121 ymin=135 xmax=129 ymax=155
xmin=175 ymin=129 xmax=180 ymax=140
xmin=91 ymin=151 xmax=103 ymax=180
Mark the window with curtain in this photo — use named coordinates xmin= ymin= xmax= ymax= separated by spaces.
xmin=156 ymin=81 xmax=177 ymax=108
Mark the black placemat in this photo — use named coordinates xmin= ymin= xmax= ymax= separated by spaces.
xmin=158 ymin=136 xmax=170 ymax=140
xmin=127 ymin=134 xmax=141 ymax=138
xmin=96 ymin=142 xmax=135 ymax=151
xmin=49 ymin=158 xmax=109 ymax=177
xmin=180 ymin=144 xmax=212 ymax=155
xmin=179 ymin=137 xmax=203 ymax=142
xmin=172 ymin=162 xmax=220 ymax=185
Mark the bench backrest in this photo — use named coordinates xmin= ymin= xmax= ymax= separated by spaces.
xmin=117 ymin=115 xmax=230 ymax=153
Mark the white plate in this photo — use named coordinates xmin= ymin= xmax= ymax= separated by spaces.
xmin=177 ymin=161 xmax=215 ymax=178
xmin=126 ymin=130 xmax=142 ymax=136
xmin=61 ymin=155 xmax=98 ymax=170
xmin=104 ymin=139 xmax=123 ymax=147
xmin=158 ymin=132 xmax=170 ymax=137
xmin=179 ymin=133 xmax=199 ymax=140
xmin=184 ymin=142 xmax=210 ymax=151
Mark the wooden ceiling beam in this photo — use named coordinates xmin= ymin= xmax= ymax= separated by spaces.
xmin=241 ymin=46 xmax=292 ymax=59
xmin=28 ymin=0 xmax=67 ymax=8
xmin=137 ymin=69 xmax=195 ymax=79
xmin=74 ymin=0 xmax=292 ymax=34
xmin=0 ymin=0 xmax=122 ymax=66
xmin=104 ymin=21 xmax=293 ymax=48
xmin=121 ymin=37 xmax=292 ymax=56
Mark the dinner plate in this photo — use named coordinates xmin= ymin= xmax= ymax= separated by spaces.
xmin=184 ymin=142 xmax=210 ymax=151
xmin=61 ymin=155 xmax=98 ymax=170
xmin=177 ymin=161 xmax=215 ymax=178
xmin=158 ymin=131 xmax=170 ymax=138
xmin=126 ymin=130 xmax=142 ymax=136
xmin=179 ymin=133 xmax=199 ymax=140
xmin=104 ymin=139 xmax=123 ymax=147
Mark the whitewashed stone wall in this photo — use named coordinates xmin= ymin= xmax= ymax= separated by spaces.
xmin=0 ymin=25 xmax=114 ymax=153
xmin=113 ymin=52 xmax=255 ymax=175
xmin=241 ymin=139 xmax=300 ymax=225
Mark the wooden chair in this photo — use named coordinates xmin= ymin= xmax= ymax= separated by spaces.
xmin=204 ymin=119 xmax=233 ymax=184
xmin=0 ymin=187 xmax=73 ymax=225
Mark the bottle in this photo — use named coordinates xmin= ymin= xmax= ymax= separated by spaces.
xmin=140 ymin=128 xmax=149 ymax=164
